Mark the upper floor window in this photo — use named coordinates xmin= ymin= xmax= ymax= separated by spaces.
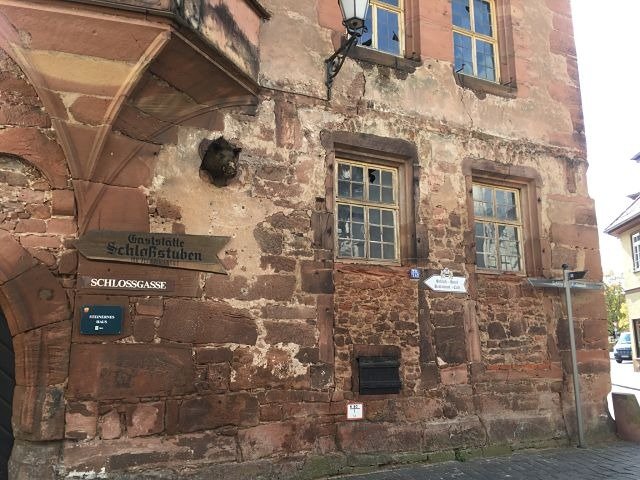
xmin=360 ymin=0 xmax=404 ymax=56
xmin=633 ymin=232 xmax=640 ymax=271
xmin=335 ymin=159 xmax=399 ymax=261
xmin=453 ymin=0 xmax=499 ymax=82
xmin=473 ymin=183 xmax=523 ymax=272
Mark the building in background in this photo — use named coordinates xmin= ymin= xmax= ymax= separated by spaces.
xmin=0 ymin=0 xmax=611 ymax=478
xmin=605 ymin=153 xmax=640 ymax=372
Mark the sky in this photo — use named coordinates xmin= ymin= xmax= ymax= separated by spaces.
xmin=571 ymin=0 xmax=640 ymax=276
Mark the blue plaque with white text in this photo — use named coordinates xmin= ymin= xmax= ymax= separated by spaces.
xmin=80 ymin=305 xmax=123 ymax=335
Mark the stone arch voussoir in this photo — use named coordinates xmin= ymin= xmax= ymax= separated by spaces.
xmin=0 ymin=230 xmax=71 ymax=444
xmin=0 ymin=129 xmax=70 ymax=189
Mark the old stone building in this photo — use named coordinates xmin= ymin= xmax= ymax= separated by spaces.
xmin=0 ymin=0 xmax=611 ymax=478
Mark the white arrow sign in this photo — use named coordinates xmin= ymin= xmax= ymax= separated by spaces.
xmin=527 ymin=278 xmax=604 ymax=290
xmin=424 ymin=272 xmax=467 ymax=293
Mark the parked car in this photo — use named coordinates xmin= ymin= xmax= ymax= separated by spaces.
xmin=613 ymin=332 xmax=633 ymax=363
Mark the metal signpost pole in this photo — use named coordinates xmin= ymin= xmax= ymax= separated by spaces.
xmin=527 ymin=269 xmax=603 ymax=448
xmin=563 ymin=265 xmax=585 ymax=447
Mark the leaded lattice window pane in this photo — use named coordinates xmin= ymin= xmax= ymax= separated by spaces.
xmin=453 ymin=0 xmax=471 ymax=29
xmin=633 ymin=232 xmax=640 ymax=271
xmin=473 ymin=183 xmax=523 ymax=273
xmin=474 ymin=0 xmax=493 ymax=36
xmin=452 ymin=0 xmax=498 ymax=81
xmin=454 ymin=33 xmax=474 ymax=75
xmin=360 ymin=0 xmax=404 ymax=56
xmin=336 ymin=160 xmax=399 ymax=262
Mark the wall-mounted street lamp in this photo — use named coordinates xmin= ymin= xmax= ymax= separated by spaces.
xmin=325 ymin=0 xmax=370 ymax=100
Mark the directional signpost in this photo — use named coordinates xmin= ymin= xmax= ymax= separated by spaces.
xmin=527 ymin=279 xmax=603 ymax=291
xmin=527 ymin=265 xmax=604 ymax=448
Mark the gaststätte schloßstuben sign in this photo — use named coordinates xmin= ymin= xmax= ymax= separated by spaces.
xmin=75 ymin=230 xmax=230 ymax=274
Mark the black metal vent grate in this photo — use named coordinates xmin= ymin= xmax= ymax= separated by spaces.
xmin=358 ymin=356 xmax=401 ymax=395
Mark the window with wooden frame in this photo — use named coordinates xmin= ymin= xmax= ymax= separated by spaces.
xmin=473 ymin=183 xmax=523 ymax=272
xmin=452 ymin=0 xmax=499 ymax=82
xmin=632 ymin=232 xmax=640 ymax=271
xmin=335 ymin=159 xmax=399 ymax=262
xmin=324 ymin=133 xmax=418 ymax=267
xmin=359 ymin=0 xmax=404 ymax=56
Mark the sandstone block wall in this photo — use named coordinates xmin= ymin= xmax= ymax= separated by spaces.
xmin=0 ymin=0 xmax=612 ymax=478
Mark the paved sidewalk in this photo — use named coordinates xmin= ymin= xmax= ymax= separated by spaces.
xmin=333 ymin=442 xmax=640 ymax=479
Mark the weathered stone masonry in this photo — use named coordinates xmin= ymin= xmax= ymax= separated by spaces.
xmin=0 ymin=0 xmax=611 ymax=478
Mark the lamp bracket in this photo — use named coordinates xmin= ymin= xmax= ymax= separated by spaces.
xmin=325 ymin=25 xmax=365 ymax=100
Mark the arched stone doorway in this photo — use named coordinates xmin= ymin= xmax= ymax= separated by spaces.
xmin=0 ymin=230 xmax=72 ymax=478
xmin=0 ymin=307 xmax=14 ymax=479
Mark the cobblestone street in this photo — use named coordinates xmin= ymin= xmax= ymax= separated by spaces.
xmin=334 ymin=442 xmax=640 ymax=480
